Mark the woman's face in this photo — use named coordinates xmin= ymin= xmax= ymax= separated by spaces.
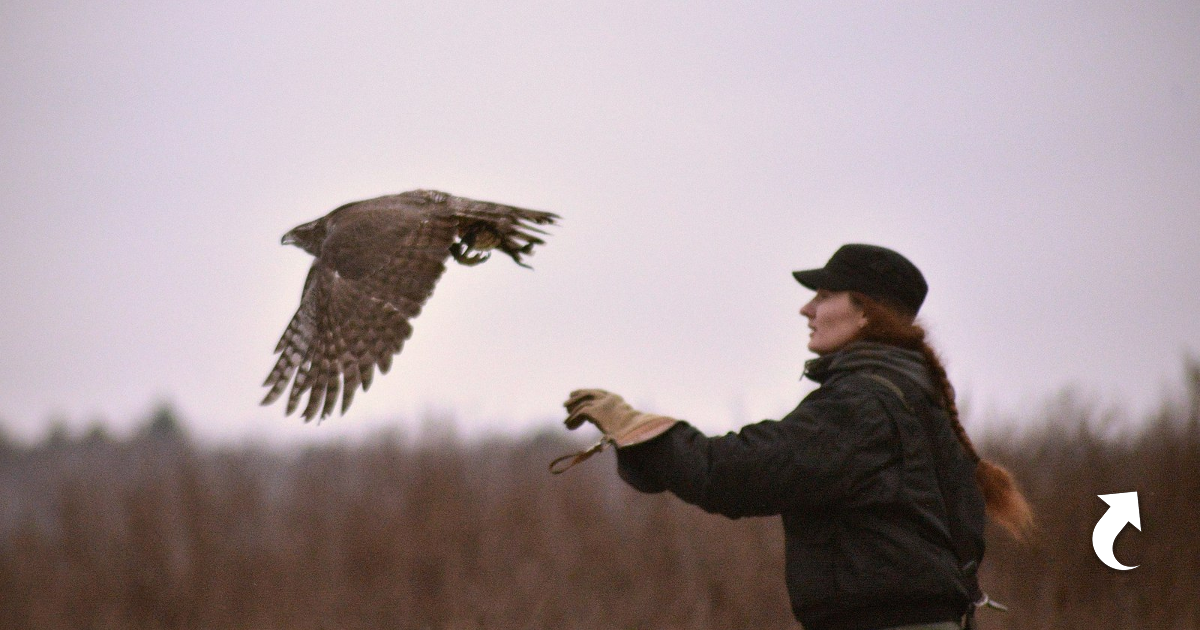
xmin=800 ymin=289 xmax=867 ymax=355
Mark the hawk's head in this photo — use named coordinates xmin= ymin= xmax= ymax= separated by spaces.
xmin=281 ymin=219 xmax=327 ymax=256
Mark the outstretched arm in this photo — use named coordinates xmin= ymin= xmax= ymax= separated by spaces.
xmin=615 ymin=413 xmax=853 ymax=518
xmin=564 ymin=389 xmax=892 ymax=519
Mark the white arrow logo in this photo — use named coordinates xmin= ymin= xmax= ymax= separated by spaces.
xmin=1092 ymin=492 xmax=1141 ymax=570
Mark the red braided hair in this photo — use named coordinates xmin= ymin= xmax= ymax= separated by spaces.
xmin=849 ymin=292 xmax=1035 ymax=540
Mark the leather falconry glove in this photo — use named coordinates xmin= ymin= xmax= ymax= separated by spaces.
xmin=549 ymin=389 xmax=679 ymax=474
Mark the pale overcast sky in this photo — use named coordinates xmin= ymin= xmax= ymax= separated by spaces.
xmin=2 ymin=2 xmax=1197 ymax=445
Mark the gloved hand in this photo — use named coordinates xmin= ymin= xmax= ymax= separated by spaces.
xmin=563 ymin=389 xmax=678 ymax=447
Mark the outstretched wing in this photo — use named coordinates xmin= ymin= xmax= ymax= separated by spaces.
xmin=262 ymin=209 xmax=459 ymax=421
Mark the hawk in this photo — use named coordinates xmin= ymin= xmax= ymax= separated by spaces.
xmin=262 ymin=189 xmax=558 ymax=421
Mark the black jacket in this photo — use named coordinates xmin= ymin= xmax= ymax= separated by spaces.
xmin=616 ymin=342 xmax=986 ymax=630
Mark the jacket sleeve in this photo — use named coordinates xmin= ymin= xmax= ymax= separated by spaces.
xmin=616 ymin=389 xmax=894 ymax=518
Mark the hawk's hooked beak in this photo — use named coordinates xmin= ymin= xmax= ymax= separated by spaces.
xmin=281 ymin=231 xmax=297 ymax=246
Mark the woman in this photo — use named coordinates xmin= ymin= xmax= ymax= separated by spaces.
xmin=562 ymin=244 xmax=1033 ymax=630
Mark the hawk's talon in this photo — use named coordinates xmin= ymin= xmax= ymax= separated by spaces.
xmin=450 ymin=241 xmax=490 ymax=266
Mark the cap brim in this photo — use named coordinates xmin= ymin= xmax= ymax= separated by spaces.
xmin=793 ymin=268 xmax=846 ymax=291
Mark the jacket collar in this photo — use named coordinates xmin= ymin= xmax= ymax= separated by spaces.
xmin=803 ymin=341 xmax=935 ymax=397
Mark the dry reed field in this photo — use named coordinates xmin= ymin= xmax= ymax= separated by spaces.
xmin=2 ymin=365 xmax=1197 ymax=630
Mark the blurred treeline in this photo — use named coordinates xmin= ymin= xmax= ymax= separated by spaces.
xmin=2 ymin=364 xmax=1198 ymax=630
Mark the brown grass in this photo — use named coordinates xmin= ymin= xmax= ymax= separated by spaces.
xmin=1 ymin=366 xmax=1197 ymax=629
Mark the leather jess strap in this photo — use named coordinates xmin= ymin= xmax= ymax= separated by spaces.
xmin=548 ymin=439 xmax=609 ymax=474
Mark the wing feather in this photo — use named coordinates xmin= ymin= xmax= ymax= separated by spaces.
xmin=262 ymin=266 xmax=323 ymax=407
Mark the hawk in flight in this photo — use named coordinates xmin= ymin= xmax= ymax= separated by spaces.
xmin=262 ymin=189 xmax=558 ymax=421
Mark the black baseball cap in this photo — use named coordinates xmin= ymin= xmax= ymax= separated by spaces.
xmin=792 ymin=244 xmax=928 ymax=316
